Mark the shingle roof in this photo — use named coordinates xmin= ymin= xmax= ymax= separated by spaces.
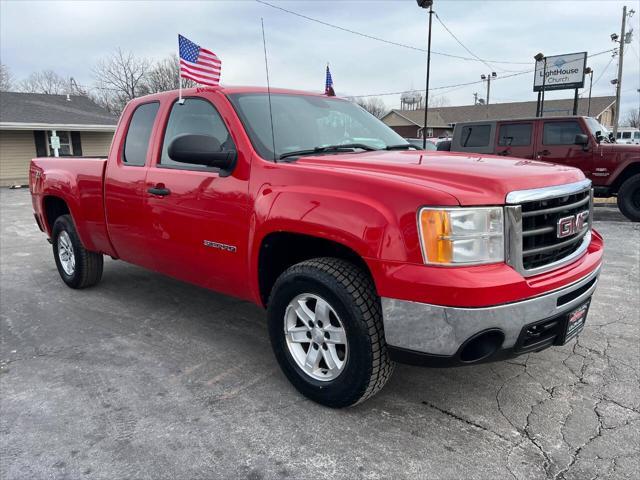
xmin=384 ymin=96 xmax=616 ymax=127
xmin=0 ymin=92 xmax=117 ymax=126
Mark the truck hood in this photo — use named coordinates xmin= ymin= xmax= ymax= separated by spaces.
xmin=296 ymin=150 xmax=585 ymax=205
xmin=599 ymin=143 xmax=640 ymax=154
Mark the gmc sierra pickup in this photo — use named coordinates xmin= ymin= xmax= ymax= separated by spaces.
xmin=30 ymin=87 xmax=603 ymax=407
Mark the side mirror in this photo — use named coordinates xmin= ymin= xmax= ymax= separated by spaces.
xmin=574 ymin=133 xmax=589 ymax=148
xmin=168 ymin=134 xmax=236 ymax=176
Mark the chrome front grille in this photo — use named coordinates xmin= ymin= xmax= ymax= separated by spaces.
xmin=505 ymin=180 xmax=593 ymax=277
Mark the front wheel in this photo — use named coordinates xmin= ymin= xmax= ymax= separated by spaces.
xmin=52 ymin=214 xmax=103 ymax=289
xmin=267 ymin=258 xmax=394 ymax=408
xmin=617 ymin=174 xmax=640 ymax=222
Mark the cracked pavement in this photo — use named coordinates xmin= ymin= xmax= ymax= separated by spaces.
xmin=1 ymin=189 xmax=638 ymax=479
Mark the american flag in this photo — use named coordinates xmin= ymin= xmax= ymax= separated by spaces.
xmin=178 ymin=34 xmax=221 ymax=87
xmin=325 ymin=65 xmax=335 ymax=96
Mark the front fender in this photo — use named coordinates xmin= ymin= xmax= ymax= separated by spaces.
xmin=247 ymin=185 xmax=412 ymax=303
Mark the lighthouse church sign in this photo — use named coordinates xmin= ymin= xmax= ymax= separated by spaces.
xmin=533 ymin=52 xmax=587 ymax=92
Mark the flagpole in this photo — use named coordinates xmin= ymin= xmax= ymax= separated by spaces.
xmin=178 ymin=34 xmax=184 ymax=104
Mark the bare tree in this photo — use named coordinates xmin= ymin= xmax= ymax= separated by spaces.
xmin=351 ymin=97 xmax=388 ymax=119
xmin=623 ymin=108 xmax=640 ymax=128
xmin=146 ymin=54 xmax=196 ymax=93
xmin=0 ymin=64 xmax=13 ymax=91
xmin=92 ymin=48 xmax=150 ymax=114
xmin=19 ymin=69 xmax=71 ymax=94
xmin=429 ymin=96 xmax=450 ymax=108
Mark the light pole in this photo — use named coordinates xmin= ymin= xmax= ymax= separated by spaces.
xmin=534 ymin=53 xmax=547 ymax=117
xmin=585 ymin=67 xmax=593 ymax=116
xmin=417 ymin=0 xmax=434 ymax=148
xmin=480 ymin=72 xmax=497 ymax=118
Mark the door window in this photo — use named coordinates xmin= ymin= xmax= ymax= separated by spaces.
xmin=460 ymin=124 xmax=491 ymax=147
xmin=123 ymin=102 xmax=160 ymax=166
xmin=542 ymin=121 xmax=583 ymax=145
xmin=160 ymin=98 xmax=234 ymax=169
xmin=498 ymin=123 xmax=532 ymax=146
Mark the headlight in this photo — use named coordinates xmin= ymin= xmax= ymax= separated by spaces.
xmin=418 ymin=207 xmax=504 ymax=265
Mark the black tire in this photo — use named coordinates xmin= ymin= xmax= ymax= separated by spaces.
xmin=267 ymin=257 xmax=394 ymax=408
xmin=52 ymin=214 xmax=103 ymax=289
xmin=617 ymin=174 xmax=640 ymax=222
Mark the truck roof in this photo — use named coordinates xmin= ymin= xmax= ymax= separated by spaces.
xmin=453 ymin=115 xmax=593 ymax=126
xmin=134 ymin=86 xmax=331 ymax=103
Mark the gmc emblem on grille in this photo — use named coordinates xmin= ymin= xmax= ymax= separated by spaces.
xmin=557 ymin=211 xmax=589 ymax=238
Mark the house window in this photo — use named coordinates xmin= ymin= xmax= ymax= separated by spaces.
xmin=47 ymin=131 xmax=73 ymax=156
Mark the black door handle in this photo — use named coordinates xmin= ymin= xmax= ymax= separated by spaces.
xmin=497 ymin=150 xmax=510 ymax=156
xmin=147 ymin=186 xmax=171 ymax=196
xmin=538 ymin=149 xmax=551 ymax=156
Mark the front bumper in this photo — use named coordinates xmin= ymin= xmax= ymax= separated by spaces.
xmin=382 ymin=265 xmax=601 ymax=367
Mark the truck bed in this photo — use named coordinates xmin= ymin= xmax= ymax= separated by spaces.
xmin=30 ymin=156 xmax=112 ymax=255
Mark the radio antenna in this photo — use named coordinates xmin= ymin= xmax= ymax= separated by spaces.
xmin=261 ymin=18 xmax=277 ymax=162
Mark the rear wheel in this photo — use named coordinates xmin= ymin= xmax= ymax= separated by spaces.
xmin=52 ymin=215 xmax=103 ymax=288
xmin=267 ymin=257 xmax=394 ymax=408
xmin=617 ymin=174 xmax=640 ymax=222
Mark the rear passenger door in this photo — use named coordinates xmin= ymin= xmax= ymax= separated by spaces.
xmin=495 ymin=122 xmax=535 ymax=159
xmin=536 ymin=120 xmax=593 ymax=175
xmin=104 ymin=101 xmax=160 ymax=269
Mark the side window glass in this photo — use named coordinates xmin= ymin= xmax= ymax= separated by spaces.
xmin=498 ymin=123 xmax=532 ymax=146
xmin=461 ymin=124 xmax=491 ymax=147
xmin=160 ymin=98 xmax=235 ymax=169
xmin=543 ymin=121 xmax=582 ymax=145
xmin=123 ymin=102 xmax=159 ymax=166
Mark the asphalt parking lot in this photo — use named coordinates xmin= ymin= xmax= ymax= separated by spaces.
xmin=1 ymin=188 xmax=638 ymax=480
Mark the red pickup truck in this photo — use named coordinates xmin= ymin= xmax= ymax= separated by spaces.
xmin=30 ymin=87 xmax=603 ymax=407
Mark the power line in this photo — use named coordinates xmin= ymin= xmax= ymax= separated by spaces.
xmin=593 ymin=55 xmax=616 ymax=87
xmin=350 ymin=49 xmax=616 ymax=98
xmin=255 ymin=0 xmax=531 ymax=65
xmin=433 ymin=12 xmax=503 ymax=73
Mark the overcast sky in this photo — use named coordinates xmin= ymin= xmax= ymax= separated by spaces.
xmin=1 ymin=0 xmax=639 ymax=116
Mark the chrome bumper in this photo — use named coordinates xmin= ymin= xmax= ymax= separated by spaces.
xmin=381 ymin=266 xmax=600 ymax=356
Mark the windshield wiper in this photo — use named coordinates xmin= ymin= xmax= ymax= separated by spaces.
xmin=279 ymin=143 xmax=378 ymax=160
xmin=384 ymin=144 xmax=419 ymax=150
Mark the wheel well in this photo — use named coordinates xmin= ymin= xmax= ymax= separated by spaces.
xmin=258 ymin=232 xmax=373 ymax=306
xmin=43 ymin=196 xmax=70 ymax=231
xmin=611 ymin=162 xmax=640 ymax=193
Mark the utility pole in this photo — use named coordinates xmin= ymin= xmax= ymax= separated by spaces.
xmin=613 ymin=5 xmax=628 ymax=137
xmin=473 ymin=92 xmax=479 ymax=105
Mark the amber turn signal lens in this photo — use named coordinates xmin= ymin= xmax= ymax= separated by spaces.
xmin=419 ymin=209 xmax=453 ymax=264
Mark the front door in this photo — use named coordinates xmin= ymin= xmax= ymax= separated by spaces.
xmin=144 ymin=96 xmax=251 ymax=299
xmin=494 ymin=121 xmax=536 ymax=159
xmin=536 ymin=120 xmax=593 ymax=177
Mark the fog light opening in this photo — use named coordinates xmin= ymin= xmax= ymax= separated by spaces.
xmin=459 ymin=330 xmax=504 ymax=363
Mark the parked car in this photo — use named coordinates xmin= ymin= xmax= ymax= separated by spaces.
xmin=615 ymin=128 xmax=640 ymax=145
xmin=405 ymin=138 xmax=437 ymax=150
xmin=450 ymin=116 xmax=640 ymax=221
xmin=30 ymin=87 xmax=603 ymax=407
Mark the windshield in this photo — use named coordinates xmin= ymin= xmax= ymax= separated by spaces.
xmin=584 ymin=117 xmax=612 ymax=143
xmin=227 ymin=93 xmax=409 ymax=160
